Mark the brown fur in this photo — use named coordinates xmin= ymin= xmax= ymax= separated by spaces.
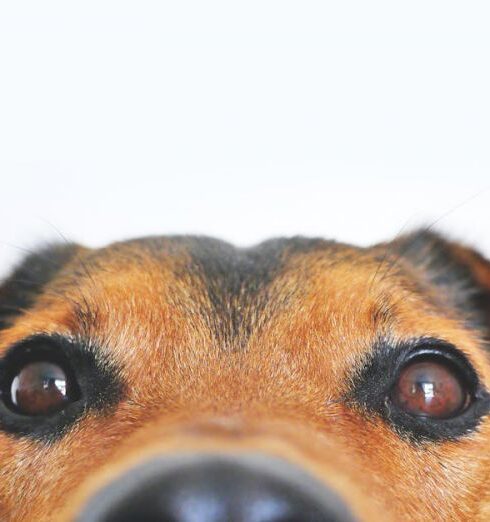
xmin=0 ymin=232 xmax=489 ymax=521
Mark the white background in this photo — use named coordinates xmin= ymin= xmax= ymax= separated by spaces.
xmin=0 ymin=1 xmax=489 ymax=275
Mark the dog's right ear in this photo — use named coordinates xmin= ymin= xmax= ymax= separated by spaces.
xmin=0 ymin=244 xmax=81 ymax=330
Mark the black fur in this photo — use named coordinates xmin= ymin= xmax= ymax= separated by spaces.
xmin=0 ymin=244 xmax=79 ymax=330
xmin=398 ymin=230 xmax=490 ymax=338
xmin=184 ymin=236 xmax=334 ymax=348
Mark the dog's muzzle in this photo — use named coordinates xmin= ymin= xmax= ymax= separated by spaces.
xmin=76 ymin=453 xmax=357 ymax=522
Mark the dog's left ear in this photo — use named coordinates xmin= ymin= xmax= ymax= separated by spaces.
xmin=393 ymin=230 xmax=490 ymax=340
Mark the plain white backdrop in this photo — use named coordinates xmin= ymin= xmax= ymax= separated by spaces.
xmin=0 ymin=1 xmax=489 ymax=275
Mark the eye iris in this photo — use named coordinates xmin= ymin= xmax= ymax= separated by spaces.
xmin=393 ymin=360 xmax=468 ymax=419
xmin=10 ymin=362 xmax=69 ymax=416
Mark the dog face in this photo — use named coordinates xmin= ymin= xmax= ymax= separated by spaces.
xmin=0 ymin=231 xmax=489 ymax=521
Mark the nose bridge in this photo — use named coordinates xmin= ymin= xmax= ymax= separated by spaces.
xmin=169 ymin=349 xmax=329 ymax=418
xmin=122 ymin=408 xmax=324 ymax=456
xmin=63 ymin=413 xmax=391 ymax=522
xmin=110 ymin=396 xmax=356 ymax=472
xmin=101 ymin=412 xmax=354 ymax=501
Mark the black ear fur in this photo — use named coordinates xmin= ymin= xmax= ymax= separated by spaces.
xmin=396 ymin=230 xmax=490 ymax=339
xmin=0 ymin=244 xmax=79 ymax=330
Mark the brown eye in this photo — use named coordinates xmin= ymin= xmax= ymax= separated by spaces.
xmin=392 ymin=359 xmax=470 ymax=419
xmin=10 ymin=362 xmax=72 ymax=416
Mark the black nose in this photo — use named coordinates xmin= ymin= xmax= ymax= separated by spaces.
xmin=78 ymin=453 xmax=357 ymax=522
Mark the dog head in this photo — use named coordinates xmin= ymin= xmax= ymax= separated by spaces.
xmin=0 ymin=231 xmax=489 ymax=521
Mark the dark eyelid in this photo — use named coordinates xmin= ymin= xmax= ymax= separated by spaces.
xmin=0 ymin=334 xmax=124 ymax=442
xmin=397 ymin=341 xmax=479 ymax=388
xmin=346 ymin=337 xmax=490 ymax=443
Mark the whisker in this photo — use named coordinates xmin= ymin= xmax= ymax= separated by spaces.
xmin=377 ymin=187 xmax=490 ymax=286
xmin=368 ymin=215 xmax=417 ymax=293
xmin=38 ymin=218 xmax=100 ymax=292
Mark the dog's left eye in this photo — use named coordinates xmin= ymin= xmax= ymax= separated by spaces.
xmin=350 ymin=339 xmax=490 ymax=441
xmin=392 ymin=357 xmax=470 ymax=419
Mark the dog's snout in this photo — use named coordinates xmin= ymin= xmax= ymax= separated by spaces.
xmin=77 ymin=453 xmax=357 ymax=522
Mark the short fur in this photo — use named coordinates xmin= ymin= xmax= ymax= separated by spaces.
xmin=0 ymin=230 xmax=489 ymax=521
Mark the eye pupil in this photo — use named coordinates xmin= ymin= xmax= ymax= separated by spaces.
xmin=393 ymin=359 xmax=468 ymax=419
xmin=10 ymin=362 xmax=70 ymax=416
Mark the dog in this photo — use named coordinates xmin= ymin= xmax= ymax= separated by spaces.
xmin=0 ymin=230 xmax=489 ymax=521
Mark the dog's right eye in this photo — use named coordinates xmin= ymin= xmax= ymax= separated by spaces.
xmin=10 ymin=361 xmax=77 ymax=416
xmin=0 ymin=335 xmax=123 ymax=441
xmin=1 ymin=339 xmax=81 ymax=418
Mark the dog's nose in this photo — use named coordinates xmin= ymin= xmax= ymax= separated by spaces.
xmin=77 ymin=453 xmax=357 ymax=522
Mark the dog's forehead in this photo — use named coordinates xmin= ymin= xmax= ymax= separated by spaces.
xmin=46 ymin=235 xmax=391 ymax=400
xmin=5 ymin=234 xmax=474 ymax=357
xmin=34 ymin=236 xmax=389 ymax=356
xmin=37 ymin=235 xmax=429 ymax=344
xmin=77 ymin=235 xmax=363 ymax=300
xmin=77 ymin=236 xmax=361 ymax=310
xmin=77 ymin=235 xmax=372 ymax=310
xmin=101 ymin=235 xmax=348 ymax=270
